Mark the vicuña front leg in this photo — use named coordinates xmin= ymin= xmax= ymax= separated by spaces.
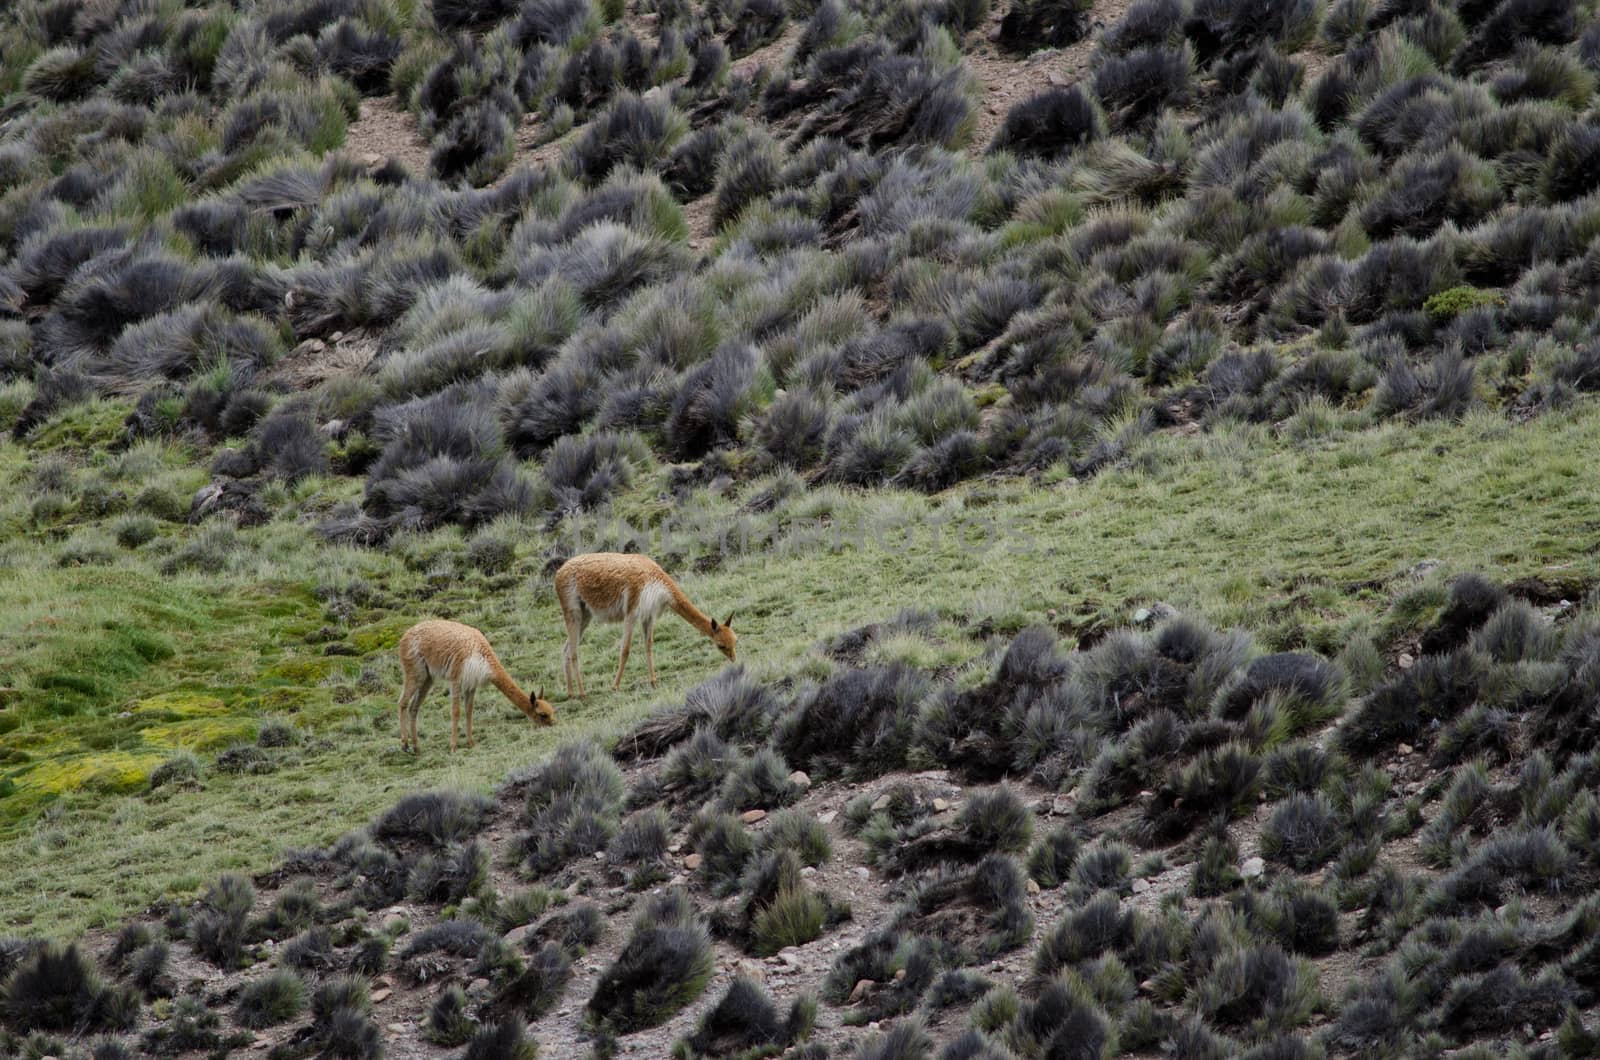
xmin=464 ymin=688 xmax=476 ymax=747
xmin=644 ymin=620 xmax=657 ymax=689
xmin=450 ymin=685 xmax=461 ymax=753
xmin=613 ymin=615 xmax=636 ymax=691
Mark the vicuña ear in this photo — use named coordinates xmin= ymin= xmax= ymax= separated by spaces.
xmin=725 ymin=612 xmax=735 ymax=628
xmin=538 ymin=686 xmax=545 ymax=700
xmin=710 ymin=618 xmax=719 ymax=632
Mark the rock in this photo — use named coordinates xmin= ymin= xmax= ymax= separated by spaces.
xmin=668 ymin=842 xmax=682 ymax=853
xmin=386 ymin=1023 xmax=407 ymax=1034
xmin=870 ymin=794 xmax=891 ymax=812
xmin=115 ymin=711 xmax=132 ymax=719
xmin=741 ymin=809 xmax=768 ymax=824
xmin=594 ymin=850 xmax=607 ymax=860
xmin=818 ymin=810 xmax=837 ymax=824
xmin=684 ymin=853 xmax=703 ymax=870
xmin=1051 ymin=794 xmax=1073 ymax=815
xmin=893 ymin=968 xmax=907 ymax=981
xmin=1046 ymin=607 xmax=1059 ymax=618
xmin=1139 ymin=980 xmax=1155 ymax=994
xmin=1131 ymin=878 xmax=1150 ymax=894
xmin=777 ymin=950 xmax=805 ymax=972
xmin=360 ymin=153 xmax=381 ymax=168
xmin=1398 ymin=652 xmax=1415 ymax=669
xmin=1398 ymin=743 xmax=1413 ymax=755
xmin=849 ymin=979 xmax=876 ymax=1004
xmin=371 ymin=988 xmax=392 ymax=1003
xmin=503 ymin=925 xmax=534 ymax=948
xmin=1133 ymin=608 xmax=1152 ymax=624
xmin=800 ymin=865 xmax=817 ymax=877
xmin=467 ymin=979 xmax=490 ymax=996
xmin=1410 ymin=559 xmax=1441 ymax=578
xmin=931 ymin=798 xmax=950 ymax=812
xmin=789 ymin=771 xmax=811 ymax=789
xmin=1026 ymin=879 xmax=1041 ymax=895
xmin=1241 ymin=856 xmax=1265 ymax=880
xmin=330 ymin=331 xmax=344 ymax=343
xmin=853 ymin=866 xmax=870 ymax=880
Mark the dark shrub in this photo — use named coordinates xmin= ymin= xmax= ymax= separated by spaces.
xmin=996 ymin=0 xmax=1093 ymax=54
xmin=1094 ymin=46 xmax=1191 ymax=130
xmin=3 ymin=944 xmax=138 ymax=1033
xmin=775 ymin=663 xmax=932 ymax=779
xmin=587 ymin=889 xmax=714 ymax=1032
xmin=990 ymin=87 xmax=1100 ymax=160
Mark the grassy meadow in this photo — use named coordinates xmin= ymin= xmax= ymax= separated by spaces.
xmin=2 ymin=396 xmax=1595 ymax=936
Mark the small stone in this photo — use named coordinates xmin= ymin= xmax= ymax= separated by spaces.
xmin=778 ymin=950 xmax=805 ymax=972
xmin=849 ymin=979 xmax=876 ymax=1004
xmin=467 ymin=979 xmax=490 ymax=996
xmin=741 ymin=809 xmax=768 ymax=824
xmin=361 ymin=153 xmax=381 ymax=168
xmin=1026 ymin=879 xmax=1041 ymax=895
xmin=668 ymin=842 xmax=683 ymax=853
xmin=800 ymin=866 xmax=817 ymax=877
xmin=371 ymin=988 xmax=392 ymax=1003
xmin=1131 ymin=878 xmax=1150 ymax=894
xmin=303 ymin=339 xmax=326 ymax=353
xmin=1046 ymin=607 xmax=1059 ymax=618
xmin=1398 ymin=743 xmax=1413 ymax=755
xmin=789 ymin=771 xmax=811 ymax=789
xmin=893 ymin=968 xmax=907 ymax=981
xmin=1241 ymin=856 xmax=1265 ymax=880
xmin=870 ymin=794 xmax=891 ymax=812
xmin=1133 ymin=608 xmax=1152 ymax=624
xmin=386 ymin=1023 xmax=407 ymax=1034
xmin=503 ymin=925 xmax=534 ymax=947
xmin=932 ymin=798 xmax=950 ymax=812
xmin=818 ymin=810 xmax=837 ymax=824
xmin=1258 ymin=791 xmax=1267 ymax=802
xmin=853 ymin=866 xmax=870 ymax=880
xmin=330 ymin=331 xmax=344 ymax=343
xmin=1046 ymin=71 xmax=1068 ymax=87
xmin=1139 ymin=980 xmax=1155 ymax=994
xmin=1398 ymin=652 xmax=1415 ymax=669
xmin=684 ymin=853 xmax=703 ymax=870
xmin=1138 ymin=790 xmax=1153 ymax=798
xmin=1051 ymin=794 xmax=1073 ymax=815
xmin=115 ymin=711 xmax=132 ymax=719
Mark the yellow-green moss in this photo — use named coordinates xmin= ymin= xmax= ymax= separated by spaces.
xmin=141 ymin=719 xmax=255 ymax=752
xmin=264 ymin=657 xmax=337 ymax=683
xmin=349 ymin=617 xmax=412 ymax=654
xmin=20 ymin=751 xmax=166 ymax=795
xmin=132 ymin=691 xmax=231 ymax=717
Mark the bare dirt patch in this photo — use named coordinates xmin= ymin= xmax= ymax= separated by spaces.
xmin=344 ymin=96 xmax=432 ymax=177
xmin=261 ymin=330 xmax=380 ymax=391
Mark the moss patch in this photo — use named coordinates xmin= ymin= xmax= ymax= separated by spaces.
xmin=133 ymin=692 xmax=231 ymax=718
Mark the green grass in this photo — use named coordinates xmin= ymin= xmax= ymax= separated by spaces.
xmin=0 ymin=399 xmax=1597 ymax=935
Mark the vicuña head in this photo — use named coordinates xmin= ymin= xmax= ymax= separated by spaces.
xmin=396 ymin=619 xmax=555 ymax=754
xmin=554 ymin=552 xmax=740 ymax=697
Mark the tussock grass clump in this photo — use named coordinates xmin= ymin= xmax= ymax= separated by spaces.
xmin=463 ymin=1017 xmax=538 ymax=1060
xmin=190 ymin=873 xmax=255 ymax=970
xmin=1261 ymin=793 xmax=1347 ymax=871
xmin=425 ymin=985 xmax=475 ymax=1046
xmin=673 ymin=975 xmax=815 ymax=1059
xmin=234 ymin=970 xmax=307 ymax=1028
xmin=587 ymin=888 xmax=714 ymax=1032
xmin=775 ymin=663 xmax=932 ymax=779
xmin=517 ymin=739 xmax=627 ymax=874
xmin=375 ymin=790 xmax=494 ymax=847
xmin=489 ymin=941 xmax=572 ymax=1021
xmin=996 ymin=0 xmax=1092 ymax=54
xmin=2 ymin=944 xmax=138 ymax=1034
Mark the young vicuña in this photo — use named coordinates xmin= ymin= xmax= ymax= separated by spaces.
xmin=553 ymin=552 xmax=737 ymax=697
xmin=396 ymin=619 xmax=555 ymax=753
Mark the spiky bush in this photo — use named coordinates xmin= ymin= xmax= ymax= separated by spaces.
xmin=996 ymin=0 xmax=1092 ymax=54
xmin=234 ymin=970 xmax=307 ymax=1029
xmin=3 ymin=944 xmax=138 ymax=1033
xmin=775 ymin=663 xmax=932 ymax=779
xmin=673 ymin=976 xmax=815 ymax=1059
xmin=587 ymin=889 xmax=715 ymax=1032
xmin=425 ymin=985 xmax=476 ymax=1046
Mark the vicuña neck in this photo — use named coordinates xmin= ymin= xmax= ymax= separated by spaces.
xmin=489 ymin=658 xmax=535 ymax=715
xmin=667 ymin=579 xmax=715 ymax=638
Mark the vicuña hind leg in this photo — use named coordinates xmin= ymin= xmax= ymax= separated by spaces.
xmin=464 ymin=687 xmax=476 ymax=748
xmin=450 ymin=685 xmax=462 ymax=753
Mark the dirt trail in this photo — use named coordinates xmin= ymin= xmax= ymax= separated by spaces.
xmin=343 ymin=97 xmax=433 ymax=177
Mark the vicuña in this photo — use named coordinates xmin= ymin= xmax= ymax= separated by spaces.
xmin=554 ymin=552 xmax=737 ymax=696
xmin=396 ymin=619 xmax=555 ymax=753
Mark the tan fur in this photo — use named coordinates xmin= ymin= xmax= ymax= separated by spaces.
xmin=553 ymin=553 xmax=737 ymax=697
xmin=396 ymin=619 xmax=555 ymax=753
